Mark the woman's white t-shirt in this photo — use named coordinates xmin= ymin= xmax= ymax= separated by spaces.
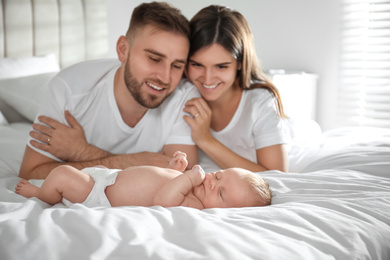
xmin=198 ymin=88 xmax=291 ymax=172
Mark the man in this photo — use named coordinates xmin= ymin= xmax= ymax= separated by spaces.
xmin=19 ymin=2 xmax=199 ymax=179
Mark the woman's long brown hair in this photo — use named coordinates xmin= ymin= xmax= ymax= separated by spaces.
xmin=189 ymin=5 xmax=286 ymax=118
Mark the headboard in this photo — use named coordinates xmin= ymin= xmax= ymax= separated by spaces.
xmin=0 ymin=0 xmax=108 ymax=124
xmin=0 ymin=0 xmax=108 ymax=68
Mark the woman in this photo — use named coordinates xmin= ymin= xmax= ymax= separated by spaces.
xmin=184 ymin=5 xmax=290 ymax=173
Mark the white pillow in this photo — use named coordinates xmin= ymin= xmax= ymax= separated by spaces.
xmin=0 ymin=123 xmax=31 ymax=177
xmin=0 ymin=54 xmax=60 ymax=79
xmin=0 ymin=72 xmax=57 ymax=122
xmin=0 ymin=110 xmax=9 ymax=126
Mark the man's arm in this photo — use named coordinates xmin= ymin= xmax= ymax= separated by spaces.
xmin=31 ymin=112 xmax=199 ymax=166
xmin=19 ymin=146 xmax=172 ymax=180
xmin=22 ymin=106 xmax=198 ymax=179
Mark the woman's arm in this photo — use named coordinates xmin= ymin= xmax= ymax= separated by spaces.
xmin=197 ymin=136 xmax=288 ymax=172
xmin=184 ymin=97 xmax=289 ymax=173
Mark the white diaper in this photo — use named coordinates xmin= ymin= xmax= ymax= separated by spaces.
xmin=62 ymin=167 xmax=120 ymax=208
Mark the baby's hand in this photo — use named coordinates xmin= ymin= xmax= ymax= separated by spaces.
xmin=186 ymin=165 xmax=205 ymax=187
xmin=168 ymin=151 xmax=188 ymax=172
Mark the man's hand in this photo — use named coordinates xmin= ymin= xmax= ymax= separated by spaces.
xmin=29 ymin=110 xmax=103 ymax=161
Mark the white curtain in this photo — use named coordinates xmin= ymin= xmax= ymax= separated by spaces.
xmin=337 ymin=0 xmax=390 ymax=128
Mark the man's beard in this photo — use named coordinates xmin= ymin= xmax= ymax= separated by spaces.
xmin=124 ymin=60 xmax=171 ymax=109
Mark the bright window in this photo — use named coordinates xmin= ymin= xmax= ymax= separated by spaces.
xmin=337 ymin=0 xmax=390 ymax=128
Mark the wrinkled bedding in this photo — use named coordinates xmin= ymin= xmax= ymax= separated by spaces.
xmin=0 ymin=124 xmax=389 ymax=260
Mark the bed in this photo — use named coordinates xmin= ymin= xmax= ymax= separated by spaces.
xmin=1 ymin=1 xmax=390 ymax=259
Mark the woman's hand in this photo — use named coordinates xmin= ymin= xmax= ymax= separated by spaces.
xmin=183 ymin=97 xmax=213 ymax=146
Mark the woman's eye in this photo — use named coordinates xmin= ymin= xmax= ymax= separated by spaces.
xmin=218 ymin=65 xmax=228 ymax=69
xmin=190 ymin=62 xmax=201 ymax=67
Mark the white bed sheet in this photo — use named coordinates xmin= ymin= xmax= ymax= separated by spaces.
xmin=0 ymin=124 xmax=390 ymax=260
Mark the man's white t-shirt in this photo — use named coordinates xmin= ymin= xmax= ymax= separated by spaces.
xmin=199 ymin=88 xmax=291 ymax=172
xmin=28 ymin=59 xmax=200 ymax=161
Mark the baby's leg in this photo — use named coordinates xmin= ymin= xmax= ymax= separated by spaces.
xmin=40 ymin=165 xmax=94 ymax=204
xmin=15 ymin=179 xmax=40 ymax=198
xmin=16 ymin=165 xmax=94 ymax=205
xmin=168 ymin=151 xmax=188 ymax=172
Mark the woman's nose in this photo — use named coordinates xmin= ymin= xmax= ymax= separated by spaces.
xmin=204 ymin=68 xmax=214 ymax=84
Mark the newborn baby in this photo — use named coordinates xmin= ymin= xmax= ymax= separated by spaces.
xmin=16 ymin=152 xmax=271 ymax=209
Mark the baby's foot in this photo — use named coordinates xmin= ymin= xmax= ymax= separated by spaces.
xmin=15 ymin=179 xmax=39 ymax=198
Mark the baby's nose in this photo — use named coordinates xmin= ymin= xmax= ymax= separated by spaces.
xmin=204 ymin=173 xmax=215 ymax=190
xmin=204 ymin=172 xmax=213 ymax=181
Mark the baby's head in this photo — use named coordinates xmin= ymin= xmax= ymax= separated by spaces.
xmin=238 ymin=168 xmax=272 ymax=207
xmin=194 ymin=167 xmax=271 ymax=209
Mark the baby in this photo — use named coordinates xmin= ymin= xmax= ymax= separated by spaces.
xmin=15 ymin=152 xmax=271 ymax=209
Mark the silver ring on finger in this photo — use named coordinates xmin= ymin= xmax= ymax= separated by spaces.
xmin=194 ymin=113 xmax=200 ymax=118
xmin=47 ymin=137 xmax=51 ymax=145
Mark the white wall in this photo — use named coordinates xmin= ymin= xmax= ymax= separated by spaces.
xmin=106 ymin=0 xmax=341 ymax=131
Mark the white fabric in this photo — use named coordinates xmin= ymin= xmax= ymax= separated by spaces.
xmin=199 ymin=88 xmax=291 ymax=172
xmin=0 ymin=123 xmax=31 ymax=176
xmin=0 ymin=2 xmax=4 ymax=57
xmin=1 ymin=124 xmax=390 ymax=259
xmin=289 ymin=126 xmax=390 ymax=177
xmin=2 ymin=171 xmax=390 ymax=260
xmin=0 ymin=54 xmax=59 ymax=123
xmin=28 ymin=59 xmax=200 ymax=161
xmin=0 ymin=111 xmax=8 ymax=126
xmin=0 ymin=72 xmax=57 ymax=122
xmin=62 ymin=167 xmax=120 ymax=208
xmin=0 ymin=54 xmax=59 ymax=79
xmin=82 ymin=0 xmax=109 ymax=61
xmin=32 ymin=0 xmax=60 ymax=60
xmin=58 ymin=0 xmax=85 ymax=68
xmin=0 ymin=0 xmax=108 ymax=68
xmin=2 ymin=0 xmax=33 ymax=58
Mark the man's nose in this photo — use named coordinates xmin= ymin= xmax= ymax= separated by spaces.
xmin=156 ymin=64 xmax=170 ymax=85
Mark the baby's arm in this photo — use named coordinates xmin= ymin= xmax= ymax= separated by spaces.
xmin=168 ymin=151 xmax=188 ymax=172
xmin=153 ymin=165 xmax=205 ymax=208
